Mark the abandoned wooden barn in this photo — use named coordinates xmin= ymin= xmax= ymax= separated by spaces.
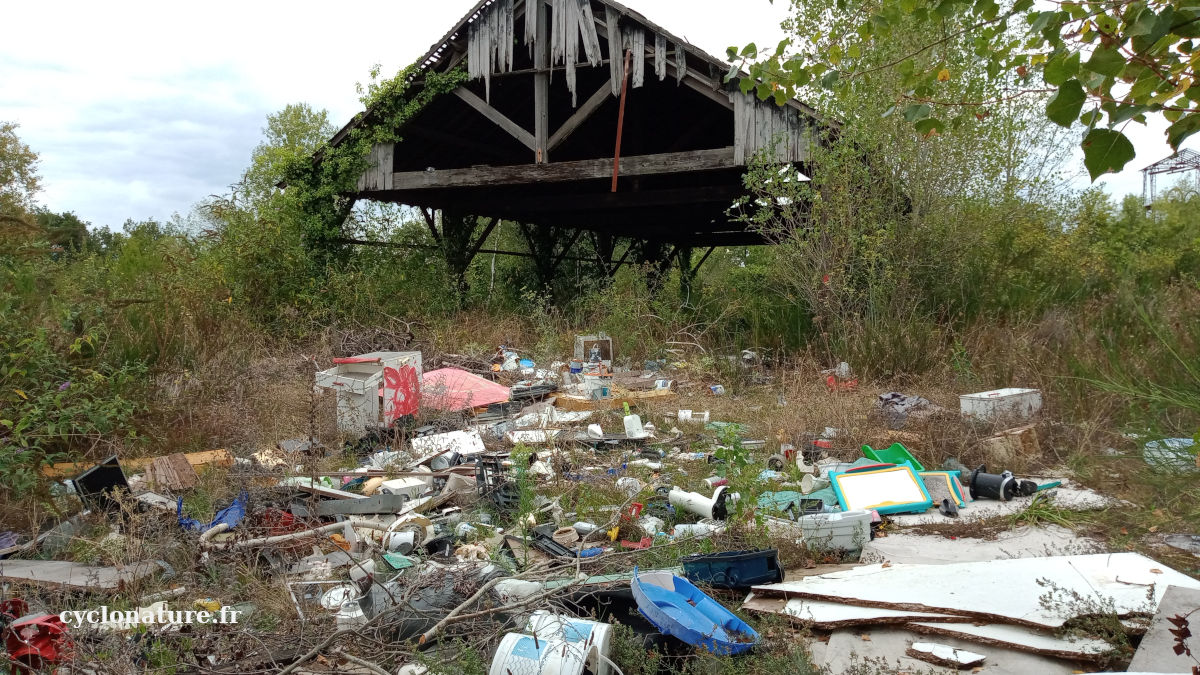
xmin=332 ymin=0 xmax=822 ymax=285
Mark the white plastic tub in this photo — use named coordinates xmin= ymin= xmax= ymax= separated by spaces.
xmin=960 ymin=388 xmax=1042 ymax=423
xmin=767 ymin=510 xmax=872 ymax=552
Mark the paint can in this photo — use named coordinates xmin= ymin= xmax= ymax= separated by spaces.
xmin=489 ymin=632 xmax=590 ymax=675
xmin=526 ymin=611 xmax=614 ymax=675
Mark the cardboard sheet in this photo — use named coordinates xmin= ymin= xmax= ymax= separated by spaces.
xmin=752 ymin=553 xmax=1200 ymax=630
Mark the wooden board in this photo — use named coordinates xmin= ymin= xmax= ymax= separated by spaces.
xmin=43 ymin=449 xmax=233 ymax=478
xmin=144 ymin=453 xmax=199 ymax=490
xmin=751 ymin=553 xmax=1200 ymax=631
xmin=0 ymin=559 xmax=159 ymax=591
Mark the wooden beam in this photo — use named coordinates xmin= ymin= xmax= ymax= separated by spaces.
xmin=533 ymin=0 xmax=549 ymax=162
xmin=392 ymin=147 xmax=739 ymax=190
xmin=548 ymin=78 xmax=613 ymax=152
xmin=420 ymin=207 xmax=441 ymax=243
xmin=338 ymin=237 xmax=641 ymax=265
xmin=466 ymin=217 xmax=500 ymax=262
xmin=452 ymin=88 xmax=536 ymax=151
xmin=691 ymin=246 xmax=717 ymax=275
xmin=442 ymin=185 xmax=744 ymax=213
xmin=550 ymin=228 xmax=586 ymax=275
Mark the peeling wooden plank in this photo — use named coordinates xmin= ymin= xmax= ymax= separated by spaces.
xmin=355 ymin=143 xmax=395 ymax=192
xmin=577 ymin=0 xmax=602 ymax=65
xmin=628 ymin=27 xmax=645 ymax=87
xmin=605 ymin=7 xmax=622 ymax=96
xmin=392 ymin=147 xmax=739 ymax=190
xmin=654 ymin=33 xmax=667 ymax=81
xmin=674 ymin=41 xmax=687 ymax=83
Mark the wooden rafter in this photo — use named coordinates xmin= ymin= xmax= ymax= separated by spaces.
xmin=452 ymin=87 xmax=536 ymax=151
xmin=548 ymin=78 xmax=613 ymax=152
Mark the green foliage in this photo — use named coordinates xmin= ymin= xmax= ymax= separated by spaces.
xmin=0 ymin=265 xmax=147 ymax=496
xmin=735 ymin=0 xmax=1200 ymax=177
xmin=415 ymin=639 xmax=488 ymax=675
xmin=277 ymin=66 xmax=467 ymax=263
xmin=0 ymin=121 xmax=40 ymax=218
xmin=713 ymin=426 xmax=751 ymax=479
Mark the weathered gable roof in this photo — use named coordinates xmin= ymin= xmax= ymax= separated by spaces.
xmin=329 ymin=0 xmax=822 ymax=148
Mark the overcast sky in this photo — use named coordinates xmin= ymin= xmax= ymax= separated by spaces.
xmin=0 ymin=0 xmax=1191 ymax=229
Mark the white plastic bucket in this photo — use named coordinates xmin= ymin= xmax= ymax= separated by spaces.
xmin=526 ymin=611 xmax=613 ymax=675
xmin=489 ymin=632 xmax=590 ymax=675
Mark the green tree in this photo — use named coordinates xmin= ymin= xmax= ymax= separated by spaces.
xmin=736 ymin=0 xmax=1200 ymax=178
xmin=239 ymin=103 xmax=334 ymax=210
xmin=0 ymin=122 xmax=40 ymax=218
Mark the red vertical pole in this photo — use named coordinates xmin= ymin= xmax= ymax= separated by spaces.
xmin=611 ymin=49 xmax=633 ymax=193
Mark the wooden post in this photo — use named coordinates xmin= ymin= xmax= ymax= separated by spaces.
xmin=534 ymin=0 xmax=549 ymax=163
xmin=611 ymin=49 xmax=633 ymax=192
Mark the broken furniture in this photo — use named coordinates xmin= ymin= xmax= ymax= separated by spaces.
xmin=144 ymin=453 xmax=199 ymax=491
xmin=316 ymin=351 xmax=422 ymax=435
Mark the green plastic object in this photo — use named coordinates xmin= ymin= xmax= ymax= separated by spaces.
xmin=383 ymin=553 xmax=415 ymax=570
xmin=861 ymin=443 xmax=925 ymax=471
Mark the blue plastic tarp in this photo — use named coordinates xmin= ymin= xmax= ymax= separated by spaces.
xmin=178 ymin=491 xmax=248 ymax=532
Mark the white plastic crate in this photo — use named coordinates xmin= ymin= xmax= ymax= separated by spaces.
xmin=959 ymin=387 xmax=1042 ymax=423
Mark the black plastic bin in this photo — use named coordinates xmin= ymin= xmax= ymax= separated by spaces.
xmin=680 ymin=549 xmax=783 ymax=589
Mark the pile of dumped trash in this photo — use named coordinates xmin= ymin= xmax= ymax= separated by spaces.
xmin=1 ymin=338 xmax=1197 ymax=674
